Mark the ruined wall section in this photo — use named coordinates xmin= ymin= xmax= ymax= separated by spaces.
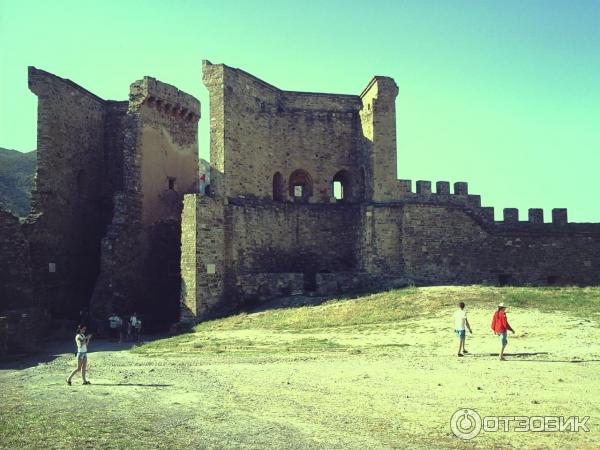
xmin=180 ymin=195 xmax=362 ymax=322
xmin=203 ymin=61 xmax=364 ymax=203
xmin=25 ymin=67 xmax=111 ymax=316
xmin=92 ymin=78 xmax=199 ymax=326
xmin=130 ymin=77 xmax=200 ymax=225
xmin=359 ymin=77 xmax=399 ymax=202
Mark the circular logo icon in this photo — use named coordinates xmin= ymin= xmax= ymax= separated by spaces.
xmin=450 ymin=408 xmax=482 ymax=440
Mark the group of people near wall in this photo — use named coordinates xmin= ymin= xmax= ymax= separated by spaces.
xmin=107 ymin=312 xmax=142 ymax=343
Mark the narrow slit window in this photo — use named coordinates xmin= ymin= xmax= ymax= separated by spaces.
xmin=333 ymin=181 xmax=343 ymax=200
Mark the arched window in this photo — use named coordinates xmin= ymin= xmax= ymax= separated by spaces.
xmin=288 ymin=169 xmax=313 ymax=202
xmin=273 ymin=172 xmax=284 ymax=201
xmin=332 ymin=170 xmax=352 ymax=202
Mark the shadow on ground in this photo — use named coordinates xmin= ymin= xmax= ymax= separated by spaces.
xmin=467 ymin=352 xmax=600 ymax=363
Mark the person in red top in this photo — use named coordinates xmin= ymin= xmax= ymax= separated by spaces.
xmin=491 ymin=303 xmax=515 ymax=360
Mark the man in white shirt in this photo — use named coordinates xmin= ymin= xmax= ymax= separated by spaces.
xmin=453 ymin=302 xmax=473 ymax=357
xmin=130 ymin=313 xmax=141 ymax=342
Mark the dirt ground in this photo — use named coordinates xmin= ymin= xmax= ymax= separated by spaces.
xmin=1 ymin=300 xmax=599 ymax=449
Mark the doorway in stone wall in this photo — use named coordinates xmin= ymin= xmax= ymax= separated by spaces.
xmin=140 ymin=219 xmax=182 ymax=330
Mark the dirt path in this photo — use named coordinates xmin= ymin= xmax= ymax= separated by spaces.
xmin=1 ymin=308 xmax=599 ymax=449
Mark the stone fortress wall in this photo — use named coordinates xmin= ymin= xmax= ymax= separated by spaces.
xmin=0 ymin=68 xmax=200 ymax=351
xmin=180 ymin=62 xmax=600 ymax=322
xmin=90 ymin=75 xmax=200 ymax=324
xmin=1 ymin=60 xmax=598 ymax=346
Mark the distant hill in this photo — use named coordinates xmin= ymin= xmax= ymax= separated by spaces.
xmin=0 ymin=148 xmax=36 ymax=217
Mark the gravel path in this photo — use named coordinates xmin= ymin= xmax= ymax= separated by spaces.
xmin=1 ymin=308 xmax=599 ymax=449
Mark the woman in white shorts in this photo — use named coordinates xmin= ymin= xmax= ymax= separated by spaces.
xmin=67 ymin=325 xmax=92 ymax=385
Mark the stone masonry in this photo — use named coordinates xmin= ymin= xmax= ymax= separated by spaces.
xmin=1 ymin=61 xmax=599 ymax=339
xmin=0 ymin=67 xmax=199 ymax=345
xmin=180 ymin=61 xmax=600 ymax=323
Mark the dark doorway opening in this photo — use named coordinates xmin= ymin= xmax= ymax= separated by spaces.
xmin=140 ymin=219 xmax=182 ymax=331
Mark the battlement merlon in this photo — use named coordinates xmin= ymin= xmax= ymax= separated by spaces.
xmin=552 ymin=208 xmax=568 ymax=225
xmin=528 ymin=208 xmax=544 ymax=224
xmin=129 ymin=77 xmax=200 ymax=119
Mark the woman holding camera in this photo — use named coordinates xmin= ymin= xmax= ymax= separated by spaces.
xmin=67 ymin=325 xmax=92 ymax=385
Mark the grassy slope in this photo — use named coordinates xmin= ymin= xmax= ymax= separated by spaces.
xmin=136 ymin=286 xmax=600 ymax=354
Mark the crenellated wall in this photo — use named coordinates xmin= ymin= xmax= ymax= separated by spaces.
xmin=400 ymin=203 xmax=600 ymax=285
xmin=180 ymin=62 xmax=600 ymax=324
xmin=2 ymin=62 xmax=598 ymax=333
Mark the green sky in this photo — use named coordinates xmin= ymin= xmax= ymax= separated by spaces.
xmin=1 ymin=0 xmax=598 ymax=222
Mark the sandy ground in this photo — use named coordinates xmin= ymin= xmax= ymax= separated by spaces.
xmin=1 ymin=307 xmax=599 ymax=449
